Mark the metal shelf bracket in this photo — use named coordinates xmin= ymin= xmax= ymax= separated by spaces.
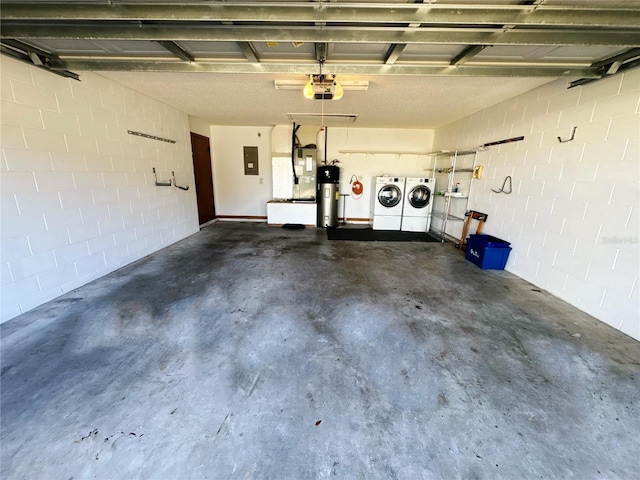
xmin=153 ymin=168 xmax=171 ymax=187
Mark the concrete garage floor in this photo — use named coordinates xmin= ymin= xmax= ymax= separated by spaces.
xmin=1 ymin=222 xmax=639 ymax=480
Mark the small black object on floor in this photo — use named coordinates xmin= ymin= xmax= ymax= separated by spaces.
xmin=282 ymin=223 xmax=305 ymax=229
xmin=327 ymin=226 xmax=439 ymax=242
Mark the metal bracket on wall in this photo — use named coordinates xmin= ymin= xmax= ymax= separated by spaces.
xmin=128 ymin=130 xmax=176 ymax=144
xmin=557 ymin=126 xmax=577 ymax=143
xmin=153 ymin=168 xmax=172 ymax=187
xmin=172 ymin=171 xmax=189 ymax=190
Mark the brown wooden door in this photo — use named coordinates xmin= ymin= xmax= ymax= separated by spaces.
xmin=190 ymin=132 xmax=216 ymax=225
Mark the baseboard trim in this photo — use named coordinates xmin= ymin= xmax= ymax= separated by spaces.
xmin=215 ymin=216 xmax=368 ymax=225
xmin=216 ymin=215 xmax=267 ymax=222
xmin=344 ymin=217 xmax=370 ymax=223
xmin=199 ymin=218 xmax=218 ymax=228
xmin=268 ymin=223 xmax=317 ymax=228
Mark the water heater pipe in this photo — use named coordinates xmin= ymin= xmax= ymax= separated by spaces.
xmin=324 ymin=126 xmax=328 ymax=165
xmin=291 ymin=122 xmax=300 ymax=185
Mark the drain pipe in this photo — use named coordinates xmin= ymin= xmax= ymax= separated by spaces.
xmin=291 ymin=122 xmax=300 ymax=186
xmin=317 ymin=125 xmax=328 ymax=165
xmin=324 ymin=126 xmax=328 ymax=165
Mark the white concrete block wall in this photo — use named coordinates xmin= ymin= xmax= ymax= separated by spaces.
xmin=433 ymin=72 xmax=640 ymax=341
xmin=0 ymin=56 xmax=199 ymax=322
xmin=326 ymin=128 xmax=435 ymax=221
xmin=268 ymin=125 xmax=435 ymax=221
xmin=201 ymin=124 xmax=434 ymax=221
xmin=210 ymin=126 xmax=274 ymax=219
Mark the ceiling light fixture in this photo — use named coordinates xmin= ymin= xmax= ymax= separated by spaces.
xmin=275 ymin=79 xmax=369 ymax=92
xmin=286 ymin=113 xmax=358 ymax=125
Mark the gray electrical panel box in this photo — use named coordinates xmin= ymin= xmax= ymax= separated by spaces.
xmin=243 ymin=146 xmax=259 ymax=175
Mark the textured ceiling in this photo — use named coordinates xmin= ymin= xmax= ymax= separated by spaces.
xmin=2 ymin=0 xmax=639 ymax=128
xmin=96 ymin=71 xmax=553 ymax=129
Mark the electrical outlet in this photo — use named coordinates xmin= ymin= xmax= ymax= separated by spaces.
xmin=358 ymin=175 xmax=363 ymax=181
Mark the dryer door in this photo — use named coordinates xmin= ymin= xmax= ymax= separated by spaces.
xmin=408 ymin=185 xmax=431 ymax=209
xmin=377 ymin=184 xmax=402 ymax=208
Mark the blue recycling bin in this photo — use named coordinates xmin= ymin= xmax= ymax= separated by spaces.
xmin=465 ymin=234 xmax=512 ymax=270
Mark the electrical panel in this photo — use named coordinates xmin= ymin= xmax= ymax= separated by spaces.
xmin=243 ymin=146 xmax=259 ymax=175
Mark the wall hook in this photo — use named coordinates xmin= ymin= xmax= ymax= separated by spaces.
xmin=153 ymin=168 xmax=171 ymax=187
xmin=172 ymin=171 xmax=189 ymax=190
xmin=557 ymin=126 xmax=577 ymax=143
xmin=492 ymin=175 xmax=512 ymax=194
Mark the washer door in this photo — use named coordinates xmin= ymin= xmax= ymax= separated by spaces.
xmin=377 ymin=184 xmax=402 ymax=208
xmin=408 ymin=185 xmax=431 ymax=208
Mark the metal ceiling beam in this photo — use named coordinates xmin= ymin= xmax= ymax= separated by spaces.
xmin=383 ymin=0 xmax=422 ymax=66
xmin=451 ymin=45 xmax=488 ymax=66
xmin=384 ymin=44 xmax=408 ymax=65
xmin=3 ymin=25 xmax=638 ymax=48
xmin=237 ymin=42 xmax=259 ymax=62
xmin=2 ymin=3 xmax=639 ymax=29
xmin=45 ymin=58 xmax=600 ymax=78
xmin=219 ymin=17 xmax=260 ymax=63
xmin=315 ymin=43 xmax=329 ymax=63
xmin=157 ymin=41 xmax=195 ymax=62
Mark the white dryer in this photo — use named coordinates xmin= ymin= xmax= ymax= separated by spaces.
xmin=370 ymin=176 xmax=405 ymax=230
xmin=401 ymin=177 xmax=435 ymax=232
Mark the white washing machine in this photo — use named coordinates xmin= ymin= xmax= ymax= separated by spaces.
xmin=401 ymin=177 xmax=435 ymax=232
xmin=370 ymin=176 xmax=405 ymax=230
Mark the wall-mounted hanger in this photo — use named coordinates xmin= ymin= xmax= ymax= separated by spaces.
xmin=153 ymin=168 xmax=171 ymax=187
xmin=172 ymin=172 xmax=189 ymax=190
xmin=558 ymin=126 xmax=577 ymax=143
xmin=492 ymin=176 xmax=512 ymax=194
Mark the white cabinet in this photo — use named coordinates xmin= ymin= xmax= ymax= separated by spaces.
xmin=267 ymin=200 xmax=316 ymax=226
xmin=428 ymin=149 xmax=478 ymax=244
